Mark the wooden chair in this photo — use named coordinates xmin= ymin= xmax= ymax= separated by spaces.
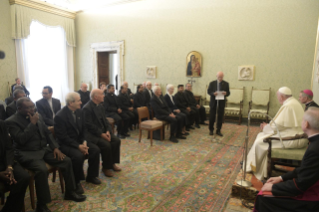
xmin=106 ymin=117 xmax=115 ymax=134
xmin=151 ymin=108 xmax=170 ymax=140
xmin=263 ymin=133 xmax=308 ymax=179
xmin=137 ymin=107 xmax=163 ymax=146
xmin=249 ymin=87 xmax=271 ymax=122
xmin=224 ymin=87 xmax=244 ymax=125
xmin=27 ymin=127 xmax=65 ymax=210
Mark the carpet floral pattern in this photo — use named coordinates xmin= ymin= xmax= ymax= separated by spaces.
xmin=16 ymin=123 xmax=260 ymax=212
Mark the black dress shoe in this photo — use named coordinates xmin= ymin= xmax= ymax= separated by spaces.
xmin=189 ymin=126 xmax=195 ymax=129
xmin=200 ymin=122 xmax=208 ymax=125
xmin=209 ymin=131 xmax=214 ymax=135
xmin=75 ymin=183 xmax=84 ymax=194
xmin=182 ymin=132 xmax=190 ymax=136
xmin=169 ymin=136 xmax=179 ymax=143
xmin=124 ymin=133 xmax=130 ymax=137
xmin=117 ymin=134 xmax=126 ymax=139
xmin=216 ymin=131 xmax=223 ymax=137
xmin=177 ymin=135 xmax=187 ymax=139
xmin=186 ymin=128 xmax=191 ymax=131
xmin=86 ymin=177 xmax=102 ymax=185
xmin=35 ymin=204 xmax=51 ymax=212
xmin=195 ymin=124 xmax=200 ymax=128
xmin=64 ymin=191 xmax=87 ymax=202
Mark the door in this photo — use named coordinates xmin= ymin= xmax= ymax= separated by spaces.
xmin=97 ymin=52 xmax=110 ymax=85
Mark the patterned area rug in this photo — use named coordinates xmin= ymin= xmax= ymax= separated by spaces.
xmin=8 ymin=123 xmax=260 ymax=212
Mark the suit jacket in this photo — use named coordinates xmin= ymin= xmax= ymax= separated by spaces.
xmin=11 ymin=84 xmax=30 ymax=96
xmin=0 ymin=105 xmax=6 ymax=121
xmin=164 ymin=94 xmax=178 ymax=111
xmin=5 ymin=113 xmax=59 ymax=160
xmin=103 ymin=93 xmax=120 ymax=115
xmin=143 ymin=89 xmax=154 ymax=107
xmin=133 ymin=92 xmax=146 ymax=108
xmin=207 ymin=80 xmax=230 ymax=106
xmin=184 ymin=90 xmax=199 ymax=109
xmin=36 ymin=98 xmax=61 ymax=126
xmin=272 ymin=134 xmax=319 ymax=197
xmin=174 ymin=91 xmax=191 ymax=111
xmin=54 ymin=106 xmax=87 ymax=149
xmin=305 ymin=101 xmax=319 ymax=111
xmin=83 ymin=100 xmax=113 ymax=144
xmin=0 ymin=120 xmax=14 ymax=171
xmin=77 ymin=90 xmax=90 ymax=108
xmin=117 ymin=93 xmax=132 ymax=111
xmin=150 ymin=95 xmax=171 ymax=120
xmin=5 ymin=96 xmax=14 ymax=106
xmin=5 ymin=101 xmax=16 ymax=119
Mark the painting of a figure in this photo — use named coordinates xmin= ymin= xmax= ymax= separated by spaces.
xmin=186 ymin=51 xmax=202 ymax=77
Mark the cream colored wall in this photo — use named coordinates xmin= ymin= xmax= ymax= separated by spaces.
xmin=0 ymin=0 xmax=17 ymax=100
xmin=312 ymin=19 xmax=319 ymax=104
xmin=75 ymin=0 xmax=319 ymax=117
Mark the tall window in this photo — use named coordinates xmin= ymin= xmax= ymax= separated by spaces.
xmin=22 ymin=21 xmax=70 ymax=103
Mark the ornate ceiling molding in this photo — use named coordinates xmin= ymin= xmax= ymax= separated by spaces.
xmin=9 ymin=0 xmax=76 ymax=19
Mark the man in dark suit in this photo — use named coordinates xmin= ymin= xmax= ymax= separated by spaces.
xmin=117 ymin=86 xmax=137 ymax=130
xmin=54 ymin=92 xmax=101 ymax=194
xmin=5 ymin=89 xmax=26 ymax=119
xmin=5 ymin=85 xmax=24 ymax=106
xmin=77 ymin=83 xmax=90 ymax=108
xmin=164 ymin=84 xmax=190 ymax=134
xmin=254 ymin=107 xmax=319 ymax=211
xmin=36 ymin=86 xmax=61 ymax=126
xmin=133 ymin=84 xmax=146 ymax=109
xmin=83 ymin=89 xmax=122 ymax=178
xmin=0 ymin=104 xmax=6 ymax=120
xmin=11 ymin=78 xmax=30 ymax=97
xmin=122 ymin=81 xmax=134 ymax=99
xmin=6 ymin=97 xmax=86 ymax=212
xmin=143 ymin=81 xmax=153 ymax=108
xmin=174 ymin=85 xmax=196 ymax=129
xmin=104 ymin=84 xmax=129 ymax=138
xmin=207 ymin=72 xmax=230 ymax=136
xmin=0 ymin=120 xmax=30 ymax=212
xmin=150 ymin=86 xmax=186 ymax=143
xmin=184 ymin=83 xmax=206 ymax=128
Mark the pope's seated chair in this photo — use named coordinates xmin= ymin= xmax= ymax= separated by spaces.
xmin=248 ymin=87 xmax=271 ymax=122
xmin=263 ymin=133 xmax=308 ymax=179
xmin=224 ymin=87 xmax=244 ymax=125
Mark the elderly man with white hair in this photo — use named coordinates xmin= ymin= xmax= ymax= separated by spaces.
xmin=122 ymin=81 xmax=133 ymax=97
xmin=78 ymin=83 xmax=90 ymax=108
xmin=246 ymin=87 xmax=308 ymax=180
xmin=150 ymin=86 xmax=186 ymax=143
xmin=54 ymin=92 xmax=101 ymax=194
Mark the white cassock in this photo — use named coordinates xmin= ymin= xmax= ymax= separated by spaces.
xmin=245 ymin=97 xmax=308 ymax=180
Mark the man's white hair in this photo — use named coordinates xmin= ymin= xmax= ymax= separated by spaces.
xmin=152 ymin=85 xmax=161 ymax=94
xmin=304 ymin=107 xmax=319 ymax=131
xmin=146 ymin=81 xmax=152 ymax=85
xmin=166 ymin=84 xmax=174 ymax=91
xmin=66 ymin=92 xmax=80 ymax=105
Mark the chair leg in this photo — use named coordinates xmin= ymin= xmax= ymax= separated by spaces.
xmin=150 ymin=130 xmax=153 ymax=146
xmin=163 ymin=126 xmax=165 ymax=140
xmin=138 ymin=129 xmax=142 ymax=142
xmin=58 ymin=169 xmax=65 ymax=194
xmin=160 ymin=127 xmax=163 ymax=141
xmin=29 ymin=175 xmax=36 ymax=210
xmin=52 ymin=170 xmax=56 ymax=182
xmin=22 ymin=202 xmax=26 ymax=212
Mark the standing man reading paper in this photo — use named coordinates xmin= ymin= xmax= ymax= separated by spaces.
xmin=207 ymin=72 xmax=230 ymax=136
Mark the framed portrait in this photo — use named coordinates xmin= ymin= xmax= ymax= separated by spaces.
xmin=146 ymin=66 xmax=157 ymax=79
xmin=186 ymin=51 xmax=202 ymax=77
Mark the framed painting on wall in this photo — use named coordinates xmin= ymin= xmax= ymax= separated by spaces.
xmin=146 ymin=66 xmax=156 ymax=79
xmin=186 ymin=51 xmax=202 ymax=77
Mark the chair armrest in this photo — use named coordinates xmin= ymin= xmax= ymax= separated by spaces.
xmin=263 ymin=133 xmax=307 ymax=143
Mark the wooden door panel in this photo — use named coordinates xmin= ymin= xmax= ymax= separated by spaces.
xmin=98 ymin=52 xmax=109 ymax=85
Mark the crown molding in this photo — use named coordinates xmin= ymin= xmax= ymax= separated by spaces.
xmin=9 ymin=0 xmax=76 ymax=19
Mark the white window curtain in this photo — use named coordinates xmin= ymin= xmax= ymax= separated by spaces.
xmin=15 ymin=21 xmax=74 ymax=105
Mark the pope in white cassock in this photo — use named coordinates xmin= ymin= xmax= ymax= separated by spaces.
xmin=246 ymin=87 xmax=308 ymax=180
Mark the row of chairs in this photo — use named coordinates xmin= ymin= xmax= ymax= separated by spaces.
xmin=202 ymin=86 xmax=271 ymax=125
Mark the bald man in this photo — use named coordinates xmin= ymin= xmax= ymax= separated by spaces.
xmin=254 ymin=107 xmax=319 ymax=212
xmin=122 ymin=81 xmax=133 ymax=97
xmin=78 ymin=83 xmax=90 ymax=108
xmin=207 ymin=72 xmax=230 ymax=136
xmin=83 ymin=89 xmax=121 ymax=177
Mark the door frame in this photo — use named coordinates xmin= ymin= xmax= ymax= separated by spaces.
xmin=90 ymin=40 xmax=125 ymax=89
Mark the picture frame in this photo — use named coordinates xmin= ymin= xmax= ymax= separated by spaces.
xmin=238 ymin=65 xmax=255 ymax=81
xmin=146 ymin=66 xmax=157 ymax=79
xmin=186 ymin=51 xmax=202 ymax=77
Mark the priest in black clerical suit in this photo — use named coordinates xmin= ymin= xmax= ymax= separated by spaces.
xmin=104 ymin=84 xmax=129 ymax=138
xmin=6 ymin=97 xmax=85 ymax=211
xmin=36 ymin=86 xmax=61 ymax=126
xmin=133 ymin=84 xmax=146 ymax=108
xmin=0 ymin=120 xmax=30 ymax=212
xmin=117 ymin=86 xmax=137 ymax=129
xmin=254 ymin=107 xmax=319 ymax=212
xmin=150 ymin=86 xmax=185 ymax=143
xmin=83 ymin=89 xmax=121 ymax=178
xmin=6 ymin=89 xmax=26 ymax=119
xmin=184 ymin=83 xmax=206 ymax=127
xmin=0 ymin=104 xmax=6 ymax=120
xmin=207 ymin=72 xmax=230 ymax=136
xmin=77 ymin=83 xmax=90 ymax=108
xmin=54 ymin=92 xmax=101 ymax=191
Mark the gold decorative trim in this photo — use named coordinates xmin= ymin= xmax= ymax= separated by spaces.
xmin=311 ymin=17 xmax=319 ymax=89
xmin=9 ymin=0 xmax=76 ymax=19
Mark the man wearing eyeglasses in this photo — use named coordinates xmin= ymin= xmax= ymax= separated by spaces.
xmin=36 ymin=86 xmax=61 ymax=126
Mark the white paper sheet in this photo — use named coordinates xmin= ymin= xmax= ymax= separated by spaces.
xmin=216 ymin=91 xmax=225 ymax=100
